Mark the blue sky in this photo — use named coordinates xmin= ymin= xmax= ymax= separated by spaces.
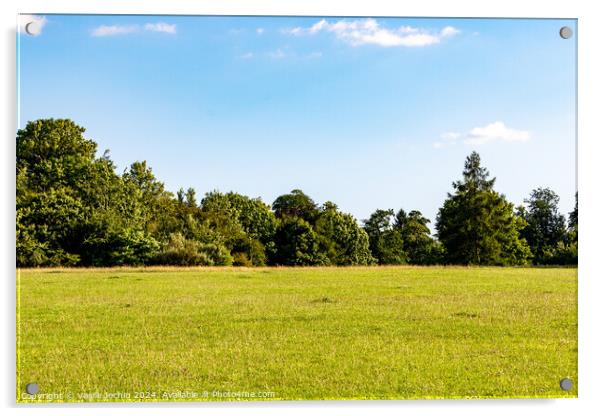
xmin=17 ymin=15 xmax=577 ymax=226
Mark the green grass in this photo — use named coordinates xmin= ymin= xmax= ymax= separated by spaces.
xmin=17 ymin=266 xmax=577 ymax=402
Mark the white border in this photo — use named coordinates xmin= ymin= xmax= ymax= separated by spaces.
xmin=2 ymin=1 xmax=601 ymax=416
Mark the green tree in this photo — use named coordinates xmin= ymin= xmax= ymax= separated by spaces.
xmin=394 ymin=209 xmax=441 ymax=264
xmin=271 ymin=217 xmax=328 ymax=266
xmin=519 ymin=187 xmax=567 ymax=264
xmin=568 ymin=192 xmax=578 ymax=241
xmin=314 ymin=202 xmax=374 ymax=265
xmin=16 ymin=188 xmax=84 ymax=266
xmin=272 ymin=189 xmax=319 ymax=223
xmin=17 ymin=119 xmax=96 ymax=266
xmin=17 ymin=118 xmax=97 ymax=193
xmin=436 ymin=152 xmax=531 ymax=265
xmin=123 ymin=161 xmax=174 ymax=235
xmin=224 ymin=192 xmax=277 ymax=245
xmin=363 ymin=209 xmax=407 ymax=265
xmin=197 ymin=191 xmax=272 ymax=266
xmin=16 ymin=119 xmax=161 ymax=266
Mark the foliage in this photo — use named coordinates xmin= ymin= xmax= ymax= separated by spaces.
xmin=17 ymin=118 xmax=97 ymax=193
xmin=16 ymin=119 xmax=161 ymax=267
xmin=270 ymin=217 xmax=328 ymax=266
xmin=15 ymin=119 xmax=576 ymax=267
xmin=518 ymin=188 xmax=570 ymax=265
xmin=394 ymin=209 xmax=442 ymax=264
xmin=363 ymin=209 xmax=407 ymax=265
xmin=199 ymin=191 xmax=270 ymax=266
xmin=314 ymin=202 xmax=374 ymax=265
xmin=436 ymin=152 xmax=531 ymax=265
xmin=568 ymin=192 xmax=578 ymax=236
xmin=224 ymin=192 xmax=276 ymax=244
xmin=153 ymin=232 xmax=232 ymax=266
xmin=272 ymin=189 xmax=319 ymax=223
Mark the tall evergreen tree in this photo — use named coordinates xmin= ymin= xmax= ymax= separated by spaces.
xmin=435 ymin=152 xmax=531 ymax=265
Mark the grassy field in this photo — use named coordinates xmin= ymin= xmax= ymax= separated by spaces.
xmin=17 ymin=266 xmax=577 ymax=402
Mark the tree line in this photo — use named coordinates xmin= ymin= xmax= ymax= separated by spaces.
xmin=16 ymin=119 xmax=577 ymax=267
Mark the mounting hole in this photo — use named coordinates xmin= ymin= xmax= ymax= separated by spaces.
xmin=25 ymin=21 xmax=41 ymax=36
xmin=559 ymin=26 xmax=573 ymax=39
xmin=559 ymin=378 xmax=573 ymax=391
xmin=25 ymin=383 xmax=39 ymax=394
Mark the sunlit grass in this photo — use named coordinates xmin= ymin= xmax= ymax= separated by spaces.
xmin=17 ymin=266 xmax=577 ymax=402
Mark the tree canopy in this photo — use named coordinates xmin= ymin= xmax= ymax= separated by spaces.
xmin=16 ymin=119 xmax=576 ymax=267
xmin=435 ymin=152 xmax=532 ymax=265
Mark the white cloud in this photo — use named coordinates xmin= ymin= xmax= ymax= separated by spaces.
xmin=256 ymin=28 xmax=265 ymax=35
xmin=91 ymin=22 xmax=177 ymax=37
xmin=264 ymin=49 xmax=323 ymax=61
xmin=18 ymin=15 xmax=47 ymax=36
xmin=284 ymin=18 xmax=459 ymax=47
xmin=434 ymin=122 xmax=531 ymax=148
xmin=144 ymin=22 xmax=176 ymax=34
xmin=240 ymin=52 xmax=254 ymax=59
xmin=464 ymin=122 xmax=531 ymax=145
xmin=91 ymin=24 xmax=139 ymax=37
xmin=441 ymin=26 xmax=460 ymax=37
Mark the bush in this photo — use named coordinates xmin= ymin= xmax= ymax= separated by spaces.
xmin=232 ymin=252 xmax=253 ymax=267
xmin=154 ymin=233 xmax=232 ymax=266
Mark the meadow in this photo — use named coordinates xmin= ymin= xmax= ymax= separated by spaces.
xmin=17 ymin=266 xmax=577 ymax=402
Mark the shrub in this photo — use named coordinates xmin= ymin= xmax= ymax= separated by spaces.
xmin=154 ymin=233 xmax=232 ymax=266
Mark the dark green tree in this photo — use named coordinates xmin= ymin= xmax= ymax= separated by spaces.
xmin=225 ymin=192 xmax=277 ymax=245
xmin=519 ymin=187 xmax=567 ymax=264
xmin=363 ymin=209 xmax=407 ymax=265
xmin=314 ymin=202 xmax=374 ymax=265
xmin=17 ymin=118 xmax=97 ymax=193
xmin=16 ymin=119 xmax=160 ymax=266
xmin=568 ymin=192 xmax=578 ymax=240
xmin=270 ymin=217 xmax=328 ymax=266
xmin=16 ymin=188 xmax=84 ymax=266
xmin=394 ymin=209 xmax=441 ymax=264
xmin=436 ymin=152 xmax=531 ymax=265
xmin=272 ymin=189 xmax=319 ymax=223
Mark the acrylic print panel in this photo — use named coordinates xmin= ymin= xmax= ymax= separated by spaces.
xmin=16 ymin=15 xmax=577 ymax=402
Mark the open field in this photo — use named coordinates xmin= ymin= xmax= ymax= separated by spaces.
xmin=17 ymin=266 xmax=577 ymax=401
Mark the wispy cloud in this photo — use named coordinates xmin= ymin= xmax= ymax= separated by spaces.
xmin=434 ymin=122 xmax=531 ymax=148
xmin=284 ymin=18 xmax=459 ymax=47
xmin=18 ymin=14 xmax=47 ymax=36
xmin=91 ymin=22 xmax=177 ymax=37
xmin=264 ymin=48 xmax=323 ymax=61
xmin=144 ymin=22 xmax=176 ymax=34
xmin=91 ymin=24 xmax=138 ymax=37
xmin=256 ymin=28 xmax=265 ymax=35
xmin=240 ymin=52 xmax=254 ymax=60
